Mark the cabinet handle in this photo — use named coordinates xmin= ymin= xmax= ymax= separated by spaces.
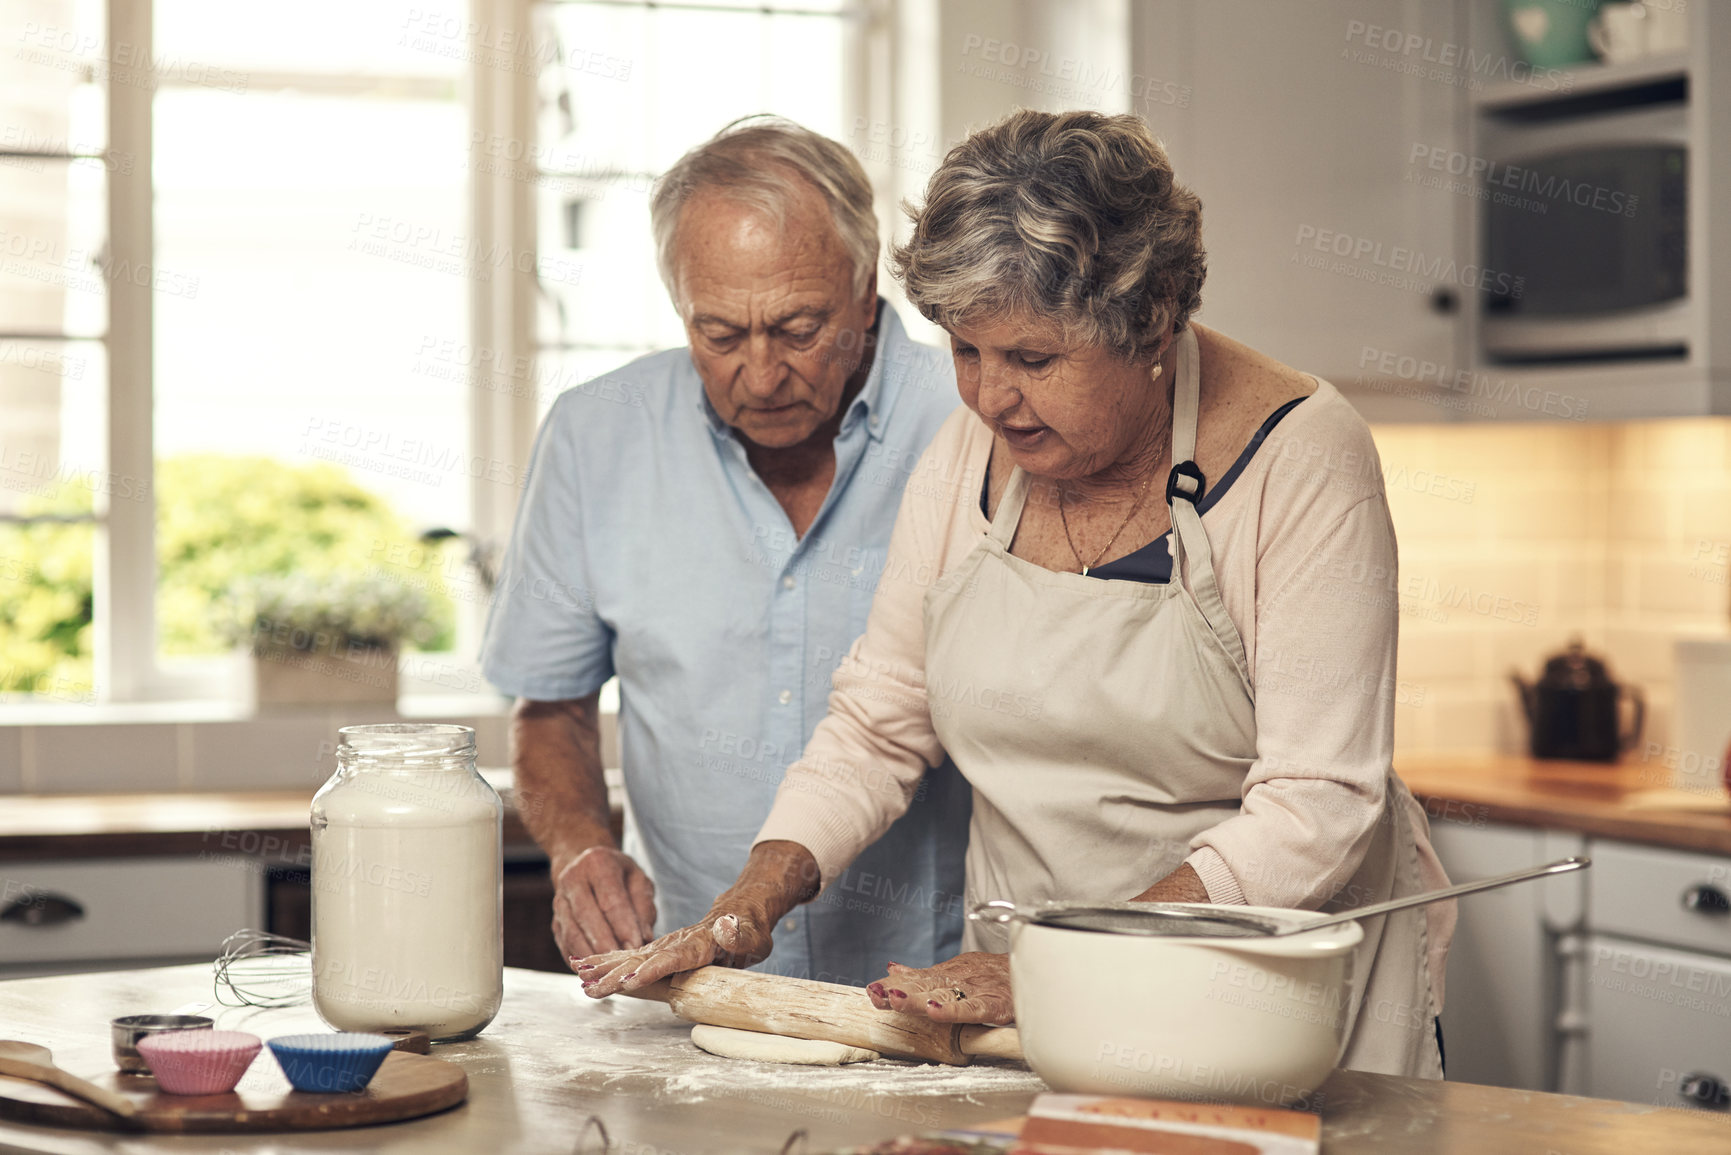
xmin=1429 ymin=286 xmax=1459 ymax=315
xmin=0 ymin=891 xmax=85 ymax=927
xmin=1681 ymin=884 xmax=1731 ymax=916
xmin=1680 ymin=1073 xmax=1729 ymax=1110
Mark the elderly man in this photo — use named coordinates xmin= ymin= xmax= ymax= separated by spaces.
xmin=480 ymin=117 xmax=970 ymax=989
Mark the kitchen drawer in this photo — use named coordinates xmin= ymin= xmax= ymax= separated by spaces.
xmin=1585 ymin=935 xmax=1731 ymax=1111
xmin=1588 ymin=840 xmax=1731 ymax=958
xmin=0 ymin=857 xmax=259 ymax=966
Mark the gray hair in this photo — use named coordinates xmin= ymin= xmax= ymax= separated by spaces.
xmin=891 ymin=109 xmax=1206 ymax=357
xmin=651 ymin=115 xmax=879 ymax=309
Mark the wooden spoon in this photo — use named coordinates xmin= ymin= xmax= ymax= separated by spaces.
xmin=0 ymin=1041 xmax=137 ymax=1118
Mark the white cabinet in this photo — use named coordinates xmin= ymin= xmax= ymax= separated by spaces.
xmin=1130 ymin=0 xmax=1465 ymax=418
xmin=1579 ymin=841 xmax=1731 ymax=1110
xmin=1584 ymin=935 xmax=1731 ymax=1110
xmin=1428 ymin=820 xmax=1575 ymax=1090
xmin=1431 ymin=823 xmax=1731 ymax=1106
xmin=0 ymin=857 xmax=261 ymax=977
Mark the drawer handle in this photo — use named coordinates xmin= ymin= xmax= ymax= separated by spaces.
xmin=1680 ymin=1073 xmax=1729 ymax=1110
xmin=0 ymin=892 xmax=85 ymax=928
xmin=1681 ymin=884 xmax=1731 ymax=916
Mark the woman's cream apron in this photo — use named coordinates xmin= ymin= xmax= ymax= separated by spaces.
xmin=922 ymin=326 xmax=1442 ymax=1078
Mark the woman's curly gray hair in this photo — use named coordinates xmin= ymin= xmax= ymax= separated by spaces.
xmin=891 ymin=109 xmax=1205 ymax=357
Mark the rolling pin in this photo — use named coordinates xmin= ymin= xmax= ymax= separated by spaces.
xmin=627 ymin=966 xmax=1022 ymax=1066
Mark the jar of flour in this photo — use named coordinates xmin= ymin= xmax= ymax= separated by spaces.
xmin=311 ymin=723 xmax=503 ymax=1040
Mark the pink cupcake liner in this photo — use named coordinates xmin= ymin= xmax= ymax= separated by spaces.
xmin=135 ymin=1029 xmax=262 ymax=1095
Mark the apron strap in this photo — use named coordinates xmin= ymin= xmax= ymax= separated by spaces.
xmin=1167 ymin=327 xmax=1252 ymax=685
xmin=987 ymin=464 xmax=1032 ymax=548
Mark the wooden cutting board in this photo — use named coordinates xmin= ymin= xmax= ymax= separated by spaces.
xmin=0 ymin=1050 xmax=466 ymax=1133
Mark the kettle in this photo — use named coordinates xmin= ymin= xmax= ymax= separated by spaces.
xmin=1512 ymin=638 xmax=1645 ymax=762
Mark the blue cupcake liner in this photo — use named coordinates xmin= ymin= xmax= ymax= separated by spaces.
xmin=267 ymin=1032 xmax=396 ymax=1093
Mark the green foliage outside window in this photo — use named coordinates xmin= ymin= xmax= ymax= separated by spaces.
xmin=0 ymin=455 xmax=456 ymax=695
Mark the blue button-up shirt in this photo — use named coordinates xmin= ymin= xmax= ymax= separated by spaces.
xmin=481 ymin=304 xmax=970 ymax=988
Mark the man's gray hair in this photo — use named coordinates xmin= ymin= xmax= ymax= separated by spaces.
xmin=892 ymin=109 xmax=1206 ymax=358
xmin=651 ymin=116 xmax=879 ymax=309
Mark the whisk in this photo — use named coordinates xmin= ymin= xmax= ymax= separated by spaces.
xmin=212 ymin=929 xmax=312 ymax=1008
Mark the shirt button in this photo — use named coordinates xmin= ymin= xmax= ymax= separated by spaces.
xmin=782 ymin=575 xmax=796 ymax=590
xmin=778 ymin=689 xmax=792 ymax=705
xmin=869 ymin=414 xmax=880 ymax=428
xmin=783 ymin=919 xmax=798 ymax=932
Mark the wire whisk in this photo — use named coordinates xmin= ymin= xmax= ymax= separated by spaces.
xmin=213 ymin=928 xmax=312 ymax=1008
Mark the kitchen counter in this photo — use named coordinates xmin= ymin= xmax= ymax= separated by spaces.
xmin=0 ymin=769 xmax=615 ymax=862
xmin=1399 ymin=753 xmax=1731 ymax=857
xmin=1 ymin=964 xmax=1726 ymax=1154
xmin=5 ymin=756 xmax=1726 ymax=866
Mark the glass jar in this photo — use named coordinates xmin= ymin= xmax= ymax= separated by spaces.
xmin=310 ymin=723 xmax=503 ymax=1041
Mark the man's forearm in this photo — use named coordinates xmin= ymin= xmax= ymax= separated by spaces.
xmin=512 ymin=693 xmax=612 ymax=874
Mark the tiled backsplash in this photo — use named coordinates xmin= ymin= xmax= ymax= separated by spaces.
xmin=1371 ymin=418 xmax=1731 ymax=762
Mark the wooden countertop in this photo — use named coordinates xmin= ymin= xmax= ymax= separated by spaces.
xmin=1399 ymin=753 xmax=1731 ymax=858
xmin=5 ymin=756 xmax=1729 ymax=863
xmin=0 ymin=964 xmax=1724 ymax=1154
xmin=0 ymin=790 xmax=541 ymax=862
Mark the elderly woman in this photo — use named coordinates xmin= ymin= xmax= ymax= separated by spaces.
xmin=576 ymin=109 xmax=1453 ymax=1079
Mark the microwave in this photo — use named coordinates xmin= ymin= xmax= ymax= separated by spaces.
xmin=1479 ymin=96 xmax=1688 ymax=365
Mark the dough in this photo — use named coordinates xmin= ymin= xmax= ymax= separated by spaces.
xmin=690 ymin=1024 xmax=879 ymax=1066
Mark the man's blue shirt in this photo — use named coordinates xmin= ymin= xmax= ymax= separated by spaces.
xmin=481 ymin=303 xmax=970 ymax=986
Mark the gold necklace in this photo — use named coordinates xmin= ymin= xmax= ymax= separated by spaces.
xmin=1058 ymin=472 xmax=1157 ymax=576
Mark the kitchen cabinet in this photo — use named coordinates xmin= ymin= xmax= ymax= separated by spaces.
xmin=1580 ymin=840 xmax=1731 ymax=1110
xmin=1428 ymin=808 xmax=1731 ymax=1107
xmin=1428 ymin=820 xmax=1576 ymax=1091
xmin=1455 ymin=0 xmax=1731 ymax=419
xmin=1126 ymin=1 xmax=1731 ymax=421
xmin=1584 ymin=935 xmax=1731 ymax=1110
xmin=0 ymin=857 xmax=260 ymax=978
xmin=1130 ymin=0 xmax=1465 ymax=420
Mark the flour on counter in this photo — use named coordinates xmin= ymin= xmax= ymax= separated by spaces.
xmin=550 ymin=987 xmax=1047 ymax=1110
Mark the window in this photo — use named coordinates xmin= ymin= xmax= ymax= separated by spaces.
xmin=1 ymin=0 xmax=877 ymax=705
xmin=528 ymin=0 xmax=864 ymax=420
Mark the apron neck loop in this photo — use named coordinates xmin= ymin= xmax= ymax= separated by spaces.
xmin=987 ymin=467 xmax=1031 ymax=547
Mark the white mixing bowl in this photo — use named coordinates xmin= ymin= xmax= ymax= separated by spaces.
xmin=977 ymin=901 xmax=1362 ymax=1108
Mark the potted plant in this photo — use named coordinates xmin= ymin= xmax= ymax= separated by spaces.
xmin=226 ymin=574 xmax=434 ymax=708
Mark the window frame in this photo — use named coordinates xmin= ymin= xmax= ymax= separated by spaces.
xmin=84 ymin=0 xmax=884 ymax=704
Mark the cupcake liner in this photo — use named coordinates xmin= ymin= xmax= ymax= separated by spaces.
xmin=135 ymin=1030 xmax=262 ymax=1095
xmin=267 ymin=1033 xmax=396 ymax=1093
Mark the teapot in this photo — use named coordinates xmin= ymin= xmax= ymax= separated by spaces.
xmin=1511 ymin=638 xmax=1645 ymax=762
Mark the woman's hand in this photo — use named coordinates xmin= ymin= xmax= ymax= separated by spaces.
xmin=866 ymin=953 xmax=1013 ymax=1025
xmin=571 ymin=840 xmax=820 ymax=998
xmin=574 ymin=904 xmax=774 ymax=997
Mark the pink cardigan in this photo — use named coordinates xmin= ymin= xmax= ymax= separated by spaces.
xmin=755 ymin=379 xmax=1454 ymax=1010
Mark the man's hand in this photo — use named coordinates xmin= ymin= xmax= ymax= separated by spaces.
xmin=551 ymin=846 xmax=658 ymax=959
xmin=865 ymin=952 xmax=1013 ymax=1025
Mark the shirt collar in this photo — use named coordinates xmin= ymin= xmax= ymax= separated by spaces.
xmin=696 ymin=299 xmax=900 ymax=443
